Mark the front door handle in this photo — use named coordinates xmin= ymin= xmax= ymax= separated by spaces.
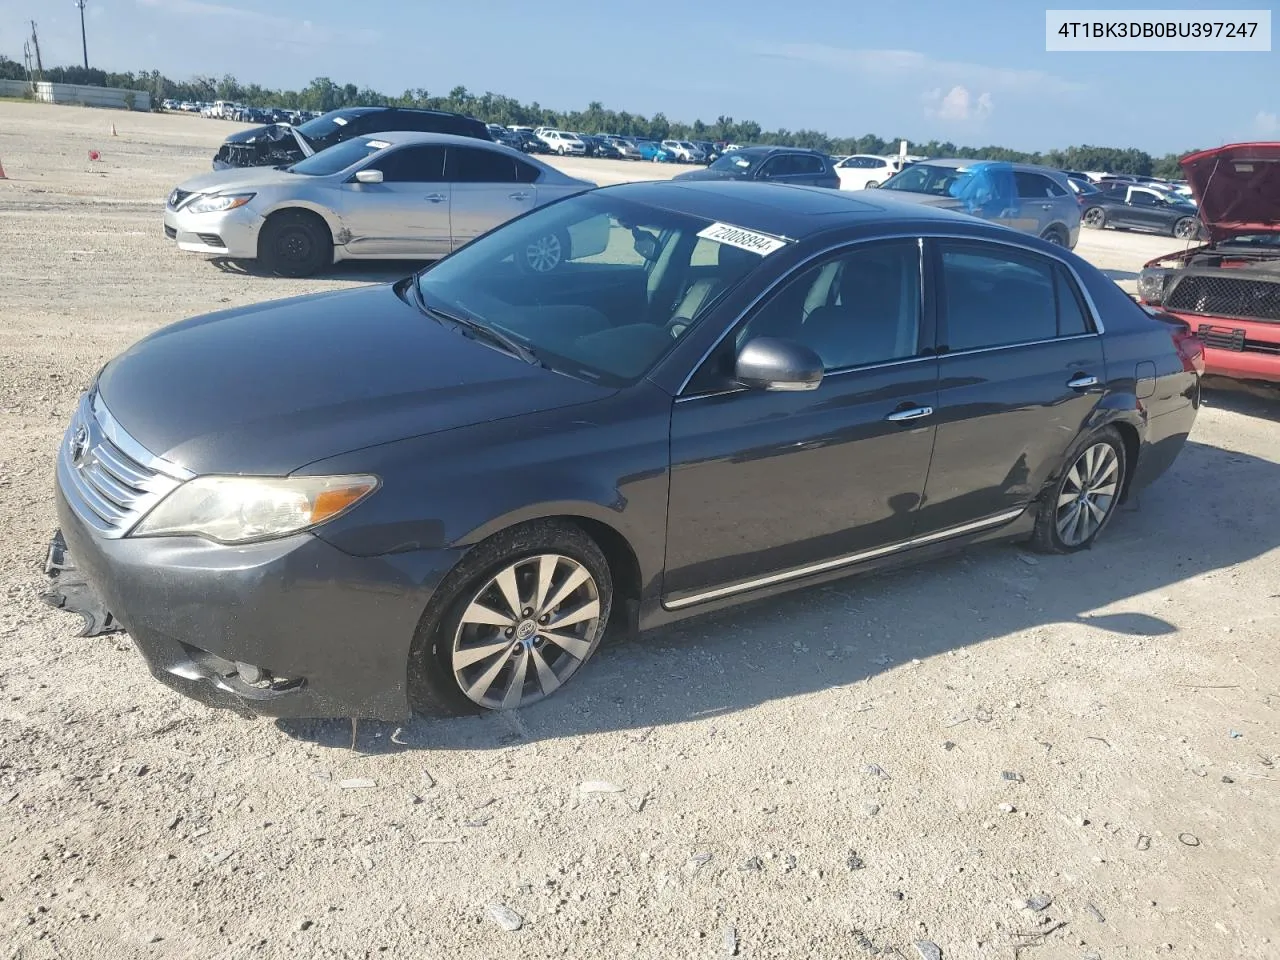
xmin=424 ymin=193 xmax=446 ymax=203
xmin=508 ymin=191 xmax=531 ymax=201
xmin=885 ymin=405 xmax=934 ymax=422
xmin=1041 ymin=203 xmax=1053 ymax=210
xmin=1066 ymin=374 xmax=1099 ymax=389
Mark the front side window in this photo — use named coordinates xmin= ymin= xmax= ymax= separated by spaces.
xmin=416 ymin=194 xmax=767 ymax=385
xmin=738 ymin=240 xmax=923 ymax=371
xmin=1129 ymin=190 xmax=1160 ymax=207
xmin=938 ymin=242 xmax=1093 ymax=351
xmin=369 ymin=145 xmax=446 ymax=183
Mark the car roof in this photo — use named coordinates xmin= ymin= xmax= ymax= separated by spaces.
xmin=596 ymin=179 xmax=995 ymax=239
xmin=913 ymin=157 xmax=1067 ymax=177
xmin=733 ymin=145 xmax=828 ymax=158
xmin=351 ymin=131 xmax=509 ymax=148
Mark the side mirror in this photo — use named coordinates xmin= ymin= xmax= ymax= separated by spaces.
xmin=354 ymin=169 xmax=384 ymax=184
xmin=735 ymin=337 xmax=824 ymax=392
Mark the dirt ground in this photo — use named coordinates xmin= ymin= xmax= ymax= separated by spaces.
xmin=1 ymin=102 xmax=1277 ymax=960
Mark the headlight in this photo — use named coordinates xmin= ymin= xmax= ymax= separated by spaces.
xmin=1136 ymin=267 xmax=1173 ymax=304
xmin=130 ymin=474 xmax=379 ymax=544
xmin=186 ymin=193 xmax=256 ymax=215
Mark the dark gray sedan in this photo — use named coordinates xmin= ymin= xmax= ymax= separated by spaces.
xmin=44 ymin=181 xmax=1201 ymax=720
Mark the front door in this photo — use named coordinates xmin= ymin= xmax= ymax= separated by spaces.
xmin=444 ymin=146 xmax=540 ymax=249
xmin=914 ymin=238 xmax=1106 ymax=534
xmin=664 ymin=238 xmax=939 ymax=604
xmin=337 ymin=144 xmax=452 ymax=258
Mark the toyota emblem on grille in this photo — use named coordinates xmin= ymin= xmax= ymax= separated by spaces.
xmin=69 ymin=425 xmax=89 ymax=463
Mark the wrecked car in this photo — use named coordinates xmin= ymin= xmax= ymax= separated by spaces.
xmin=166 ymin=132 xmax=596 ymax=277
xmin=1136 ymin=142 xmax=1280 ymax=384
xmin=211 ymin=106 xmax=492 ymax=170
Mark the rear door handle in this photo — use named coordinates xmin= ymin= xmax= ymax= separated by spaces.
xmin=1066 ymin=374 xmax=1099 ymax=389
xmin=424 ymin=193 xmax=446 ymax=203
xmin=508 ymin=191 xmax=531 ymax=201
xmin=885 ymin=405 xmax=934 ymax=422
xmin=1041 ymin=203 xmax=1054 ymax=210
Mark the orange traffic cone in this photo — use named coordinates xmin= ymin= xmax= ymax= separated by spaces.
xmin=0 ymin=158 xmax=6 ymax=179
xmin=110 ymin=122 xmax=117 ymax=137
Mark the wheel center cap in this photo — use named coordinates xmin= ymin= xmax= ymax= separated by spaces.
xmin=515 ymin=619 xmax=537 ymax=642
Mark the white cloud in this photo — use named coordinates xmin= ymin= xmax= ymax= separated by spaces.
xmin=134 ymin=0 xmax=378 ymax=46
xmin=1256 ymin=110 xmax=1279 ymax=136
xmin=756 ymin=43 xmax=1087 ymax=98
xmin=923 ymin=85 xmax=993 ymax=122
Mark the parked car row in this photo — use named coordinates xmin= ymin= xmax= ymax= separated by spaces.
xmin=162 ymin=99 xmax=323 ymax=125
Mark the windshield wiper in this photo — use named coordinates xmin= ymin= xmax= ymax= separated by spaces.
xmin=419 ymin=300 xmax=542 ymax=367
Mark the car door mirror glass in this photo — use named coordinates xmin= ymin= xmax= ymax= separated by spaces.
xmin=735 ymin=337 xmax=824 ymax=392
xmin=354 ymin=169 xmax=384 ymax=184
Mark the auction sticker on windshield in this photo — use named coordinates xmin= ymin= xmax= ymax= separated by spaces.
xmin=697 ymin=222 xmax=790 ymax=256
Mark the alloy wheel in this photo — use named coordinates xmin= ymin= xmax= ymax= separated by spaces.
xmin=525 ymin=233 xmax=562 ymax=273
xmin=1083 ymin=208 xmax=1104 ymax=228
xmin=1174 ymin=217 xmax=1198 ymax=240
xmin=1055 ymin=442 xmax=1120 ymax=547
xmin=451 ymin=554 xmax=601 ymax=710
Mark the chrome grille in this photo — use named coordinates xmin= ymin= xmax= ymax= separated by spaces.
xmin=57 ymin=391 xmax=193 ymax=538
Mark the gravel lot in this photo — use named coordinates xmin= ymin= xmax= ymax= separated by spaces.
xmin=1 ymin=103 xmax=1277 ymax=960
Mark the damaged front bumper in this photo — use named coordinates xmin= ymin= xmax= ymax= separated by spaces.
xmin=42 ymin=486 xmax=462 ymax=720
xmin=162 ymin=204 xmax=264 ymax=259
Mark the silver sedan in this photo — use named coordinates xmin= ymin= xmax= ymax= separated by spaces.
xmin=162 ymin=132 xmax=597 ymax=277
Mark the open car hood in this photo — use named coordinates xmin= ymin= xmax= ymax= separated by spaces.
xmin=1180 ymin=142 xmax=1280 ymax=242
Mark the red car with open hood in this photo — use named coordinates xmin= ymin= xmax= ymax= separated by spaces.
xmin=1136 ymin=142 xmax=1280 ymax=384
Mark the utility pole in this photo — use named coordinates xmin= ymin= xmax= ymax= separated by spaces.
xmin=75 ymin=1 xmax=88 ymax=69
xmin=29 ymin=21 xmax=44 ymax=83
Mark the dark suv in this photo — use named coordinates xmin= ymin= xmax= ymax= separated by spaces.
xmin=672 ymin=147 xmax=840 ymax=188
xmin=212 ymin=107 xmax=493 ymax=170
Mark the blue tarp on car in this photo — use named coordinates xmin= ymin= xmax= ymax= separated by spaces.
xmin=948 ymin=161 xmax=1018 ymax=219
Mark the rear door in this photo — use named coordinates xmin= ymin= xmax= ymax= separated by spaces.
xmin=1014 ymin=171 xmax=1073 ymax=235
xmin=914 ymin=238 xmax=1105 ymax=534
xmin=444 ymin=145 xmax=539 ymax=249
xmin=337 ymin=144 xmax=451 ymax=257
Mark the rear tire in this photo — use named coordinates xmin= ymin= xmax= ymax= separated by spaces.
xmin=1039 ymin=226 xmax=1067 ymax=246
xmin=1030 ymin=426 xmax=1127 ymax=554
xmin=257 ymin=210 xmax=331 ymax=278
xmin=409 ymin=520 xmax=613 ymax=716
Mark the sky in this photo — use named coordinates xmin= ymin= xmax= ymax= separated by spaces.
xmin=0 ymin=0 xmax=1276 ymax=155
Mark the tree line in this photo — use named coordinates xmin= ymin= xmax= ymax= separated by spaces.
xmin=0 ymin=58 xmax=1194 ymax=179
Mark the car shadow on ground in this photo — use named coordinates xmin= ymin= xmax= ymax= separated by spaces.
xmin=1201 ymin=379 xmax=1280 ymax=423
xmin=276 ymin=438 xmax=1279 ymax=753
xmin=208 ymin=257 xmax=427 ymax=283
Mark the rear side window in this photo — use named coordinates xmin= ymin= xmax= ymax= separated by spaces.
xmin=446 ymin=147 xmax=519 ymax=183
xmin=1015 ymin=172 xmax=1067 ymax=198
xmin=938 ymin=242 xmax=1094 ymax=351
xmin=371 ymin=145 xmax=446 ymax=183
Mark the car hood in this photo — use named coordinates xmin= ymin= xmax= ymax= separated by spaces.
xmin=95 ymin=283 xmax=613 ymax=476
xmin=223 ymin=122 xmax=297 ymax=146
xmin=1180 ymin=142 xmax=1280 ymax=242
xmin=175 ymin=165 xmax=303 ymax=194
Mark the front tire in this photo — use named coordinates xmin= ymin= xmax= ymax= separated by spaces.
xmin=1173 ymin=217 xmax=1198 ymax=240
xmin=1030 ymin=427 xmax=1127 ymax=554
xmin=257 ymin=210 xmax=331 ymax=278
xmin=1082 ymin=206 xmax=1106 ymax=229
xmin=411 ymin=521 xmax=613 ymax=715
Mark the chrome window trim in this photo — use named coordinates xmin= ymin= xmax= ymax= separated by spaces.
xmin=664 ymin=506 xmax=1026 ymax=610
xmin=674 ymin=229 xmax=1106 ymax=397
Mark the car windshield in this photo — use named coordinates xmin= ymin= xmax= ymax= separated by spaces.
xmin=880 ymin=163 xmax=971 ymax=195
xmin=287 ymin=138 xmax=388 ymax=176
xmin=708 ymin=153 xmax=759 ymax=173
xmin=293 ymin=109 xmax=366 ymax=147
xmin=415 ymin=193 xmax=768 ymax=385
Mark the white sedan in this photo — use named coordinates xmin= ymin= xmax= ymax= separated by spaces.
xmin=162 ymin=132 xmax=596 ymax=277
xmin=834 ymin=154 xmax=908 ymax=190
